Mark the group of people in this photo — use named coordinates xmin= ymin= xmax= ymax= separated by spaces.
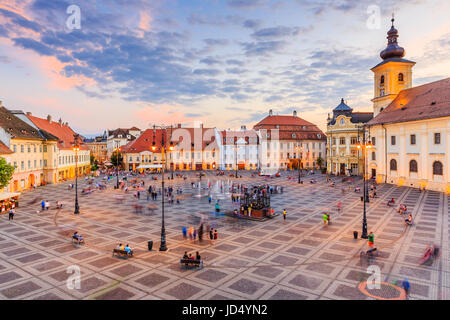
xmin=116 ymin=243 xmax=133 ymax=255
xmin=183 ymin=251 xmax=201 ymax=260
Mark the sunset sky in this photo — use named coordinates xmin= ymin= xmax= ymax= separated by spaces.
xmin=1 ymin=0 xmax=450 ymax=136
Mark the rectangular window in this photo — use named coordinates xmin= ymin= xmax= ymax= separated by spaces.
xmin=391 ymin=136 xmax=396 ymax=146
xmin=43 ymin=145 xmax=47 ymax=152
xmin=410 ymin=134 xmax=416 ymax=145
xmin=27 ymin=145 xmax=31 ymax=153
xmin=372 ymin=152 xmax=376 ymax=161
xmin=21 ymin=161 xmax=24 ymax=170
xmin=13 ymin=145 xmax=17 ymax=152
xmin=434 ymin=133 xmax=441 ymax=144
xmin=21 ymin=145 xmax=24 ymax=153
xmin=351 ymin=137 xmax=358 ymax=145
xmin=28 ymin=160 xmax=31 ymax=168
xmin=340 ymin=137 xmax=346 ymax=145
xmin=372 ymin=137 xmax=376 ymax=146
xmin=34 ymin=160 xmax=37 ymax=168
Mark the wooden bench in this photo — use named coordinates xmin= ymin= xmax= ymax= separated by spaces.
xmin=112 ymin=249 xmax=133 ymax=258
xmin=72 ymin=236 xmax=85 ymax=245
xmin=180 ymin=259 xmax=203 ymax=269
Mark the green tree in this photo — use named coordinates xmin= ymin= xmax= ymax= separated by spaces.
xmin=0 ymin=157 xmax=15 ymax=189
xmin=111 ymin=152 xmax=123 ymax=167
xmin=316 ymin=156 xmax=324 ymax=169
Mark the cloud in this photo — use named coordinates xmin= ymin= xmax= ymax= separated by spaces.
xmin=251 ymin=26 xmax=311 ymax=40
xmin=226 ymin=67 xmax=247 ymax=74
xmin=241 ymin=40 xmax=287 ymax=56
xmin=200 ymin=57 xmax=221 ymax=65
xmin=13 ymin=37 xmax=58 ymax=56
xmin=193 ymin=68 xmax=222 ymax=76
xmin=0 ymin=55 xmax=11 ymax=64
xmin=187 ymin=13 xmax=242 ymax=26
xmin=227 ymin=0 xmax=267 ymax=9
xmin=203 ymin=38 xmax=230 ymax=46
xmin=243 ymin=19 xmax=262 ymax=29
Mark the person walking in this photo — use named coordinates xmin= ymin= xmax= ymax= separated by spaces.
xmin=213 ymin=229 xmax=218 ymax=245
xmin=8 ymin=208 xmax=14 ymax=221
xmin=41 ymin=200 xmax=45 ymax=211
xmin=182 ymin=226 xmax=187 ymax=239
xmin=368 ymin=232 xmax=375 ymax=248
xmin=323 ymin=213 xmax=328 ymax=226
xmin=283 ymin=209 xmax=287 ymax=220
xmin=402 ymin=278 xmax=410 ymax=299
xmin=209 ymin=228 xmax=214 ymax=245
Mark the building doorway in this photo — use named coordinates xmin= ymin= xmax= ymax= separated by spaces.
xmin=371 ymin=169 xmax=376 ymax=179
xmin=340 ymin=163 xmax=346 ymax=175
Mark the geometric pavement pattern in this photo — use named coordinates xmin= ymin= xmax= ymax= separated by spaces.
xmin=0 ymin=170 xmax=448 ymax=300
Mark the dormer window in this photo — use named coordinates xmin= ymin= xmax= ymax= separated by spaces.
xmin=340 ymin=119 xmax=345 ymax=126
xmin=292 ymin=133 xmax=296 ymax=138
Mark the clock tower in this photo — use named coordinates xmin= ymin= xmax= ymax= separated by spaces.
xmin=371 ymin=17 xmax=416 ymax=117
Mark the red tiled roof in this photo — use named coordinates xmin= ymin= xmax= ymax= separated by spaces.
xmin=254 ymin=115 xmax=315 ymax=127
xmin=254 ymin=115 xmax=326 ymax=141
xmin=368 ymin=77 xmax=450 ymax=126
xmin=27 ymin=115 xmax=88 ymax=150
xmin=121 ymin=127 xmax=218 ymax=153
xmin=0 ymin=141 xmax=13 ymax=154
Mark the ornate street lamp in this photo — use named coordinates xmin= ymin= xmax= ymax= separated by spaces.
xmin=295 ymin=145 xmax=303 ymax=184
xmin=73 ymin=134 xmax=80 ymax=214
xmin=152 ymin=125 xmax=174 ymax=252
xmin=114 ymin=144 xmax=121 ymax=189
xmin=357 ymin=129 xmax=372 ymax=239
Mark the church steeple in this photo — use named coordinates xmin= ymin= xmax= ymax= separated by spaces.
xmin=371 ymin=16 xmax=415 ymax=117
xmin=380 ymin=15 xmax=405 ymax=60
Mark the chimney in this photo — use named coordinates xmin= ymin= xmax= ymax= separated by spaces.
xmin=26 ymin=112 xmax=32 ymax=116
xmin=269 ymin=109 xmax=273 ymax=116
xmin=177 ymin=123 xmax=182 ymax=128
xmin=241 ymin=125 xmax=246 ymax=131
xmin=47 ymin=115 xmax=52 ymax=122
xmin=58 ymin=118 xmax=62 ymax=126
xmin=293 ymin=110 xmax=297 ymax=117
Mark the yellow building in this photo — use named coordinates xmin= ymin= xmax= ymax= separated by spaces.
xmin=85 ymin=134 xmax=108 ymax=164
xmin=24 ymin=113 xmax=91 ymax=182
xmin=326 ymin=99 xmax=373 ymax=176
xmin=0 ymin=105 xmax=60 ymax=192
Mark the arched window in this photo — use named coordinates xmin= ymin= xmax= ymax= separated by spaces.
xmin=433 ymin=161 xmax=443 ymax=175
xmin=380 ymin=75 xmax=385 ymax=86
xmin=409 ymin=160 xmax=418 ymax=173
xmin=390 ymin=159 xmax=397 ymax=171
xmin=398 ymin=73 xmax=404 ymax=82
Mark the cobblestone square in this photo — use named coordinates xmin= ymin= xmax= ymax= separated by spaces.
xmin=0 ymin=171 xmax=448 ymax=300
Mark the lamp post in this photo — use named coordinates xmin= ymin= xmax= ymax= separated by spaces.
xmin=357 ymin=129 xmax=372 ymax=239
xmin=114 ymin=143 xmax=120 ymax=189
xmin=73 ymin=134 xmax=80 ymax=214
xmin=295 ymin=145 xmax=303 ymax=184
xmin=234 ymin=141 xmax=238 ymax=178
xmin=152 ymin=125 xmax=174 ymax=252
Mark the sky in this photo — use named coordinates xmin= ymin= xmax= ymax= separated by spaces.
xmin=1 ymin=0 xmax=450 ymax=136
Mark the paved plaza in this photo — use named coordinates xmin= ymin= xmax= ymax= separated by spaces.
xmin=0 ymin=171 xmax=448 ymax=300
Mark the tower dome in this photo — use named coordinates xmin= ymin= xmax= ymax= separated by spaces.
xmin=380 ymin=17 xmax=405 ymax=60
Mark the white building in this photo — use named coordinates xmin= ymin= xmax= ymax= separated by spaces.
xmin=366 ymin=19 xmax=450 ymax=193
